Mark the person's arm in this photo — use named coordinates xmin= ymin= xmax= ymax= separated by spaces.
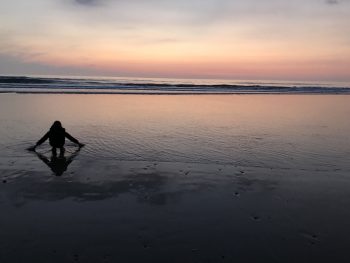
xmin=65 ymin=132 xmax=84 ymax=147
xmin=28 ymin=131 xmax=50 ymax=151
xmin=36 ymin=132 xmax=50 ymax=146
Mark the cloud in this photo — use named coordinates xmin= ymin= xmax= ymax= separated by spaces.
xmin=73 ymin=0 xmax=105 ymax=6
xmin=326 ymin=0 xmax=339 ymax=4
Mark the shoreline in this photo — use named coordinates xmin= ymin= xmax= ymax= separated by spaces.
xmin=2 ymin=91 xmax=350 ymax=95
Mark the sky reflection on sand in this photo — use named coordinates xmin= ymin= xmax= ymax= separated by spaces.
xmin=1 ymin=94 xmax=350 ymax=262
xmin=1 ymin=94 xmax=350 ymax=171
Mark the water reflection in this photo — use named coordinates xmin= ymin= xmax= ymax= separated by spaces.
xmin=35 ymin=148 xmax=80 ymax=176
xmin=2 ymin=161 xmax=226 ymax=205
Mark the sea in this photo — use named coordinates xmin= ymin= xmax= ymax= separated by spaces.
xmin=0 ymin=75 xmax=350 ymax=94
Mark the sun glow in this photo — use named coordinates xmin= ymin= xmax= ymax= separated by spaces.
xmin=1 ymin=0 xmax=349 ymax=80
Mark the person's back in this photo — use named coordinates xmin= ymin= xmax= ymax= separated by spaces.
xmin=48 ymin=122 xmax=66 ymax=148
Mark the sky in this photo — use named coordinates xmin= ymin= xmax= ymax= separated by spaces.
xmin=0 ymin=0 xmax=349 ymax=81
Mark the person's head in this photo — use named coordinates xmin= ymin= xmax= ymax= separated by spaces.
xmin=50 ymin=121 xmax=64 ymax=131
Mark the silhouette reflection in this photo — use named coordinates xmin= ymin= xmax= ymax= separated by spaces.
xmin=35 ymin=147 xmax=80 ymax=176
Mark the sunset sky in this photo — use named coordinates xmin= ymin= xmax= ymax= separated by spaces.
xmin=0 ymin=0 xmax=349 ymax=81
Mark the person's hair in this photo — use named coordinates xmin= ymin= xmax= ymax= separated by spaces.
xmin=50 ymin=121 xmax=64 ymax=131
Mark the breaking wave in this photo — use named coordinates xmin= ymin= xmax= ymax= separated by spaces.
xmin=0 ymin=75 xmax=349 ymax=94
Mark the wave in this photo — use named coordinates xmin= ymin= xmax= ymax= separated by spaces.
xmin=0 ymin=75 xmax=350 ymax=94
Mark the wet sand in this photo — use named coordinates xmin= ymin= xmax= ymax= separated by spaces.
xmin=1 ymin=94 xmax=350 ymax=262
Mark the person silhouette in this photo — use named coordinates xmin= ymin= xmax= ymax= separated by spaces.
xmin=28 ymin=121 xmax=84 ymax=155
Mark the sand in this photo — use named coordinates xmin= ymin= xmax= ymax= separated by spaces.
xmin=1 ymin=94 xmax=350 ymax=262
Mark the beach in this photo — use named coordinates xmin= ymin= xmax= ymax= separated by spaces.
xmin=1 ymin=94 xmax=350 ymax=262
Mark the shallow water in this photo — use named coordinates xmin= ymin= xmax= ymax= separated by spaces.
xmin=0 ymin=94 xmax=349 ymax=171
xmin=1 ymin=94 xmax=350 ymax=262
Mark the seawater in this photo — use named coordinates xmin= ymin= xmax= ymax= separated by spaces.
xmin=0 ymin=75 xmax=350 ymax=94
xmin=0 ymin=94 xmax=349 ymax=172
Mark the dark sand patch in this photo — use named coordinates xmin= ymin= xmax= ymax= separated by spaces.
xmin=1 ymin=158 xmax=350 ymax=262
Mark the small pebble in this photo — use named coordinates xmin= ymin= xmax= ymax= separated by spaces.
xmin=2 ymin=180 xmax=7 ymax=184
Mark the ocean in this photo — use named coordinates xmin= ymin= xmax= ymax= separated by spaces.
xmin=1 ymin=75 xmax=350 ymax=94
